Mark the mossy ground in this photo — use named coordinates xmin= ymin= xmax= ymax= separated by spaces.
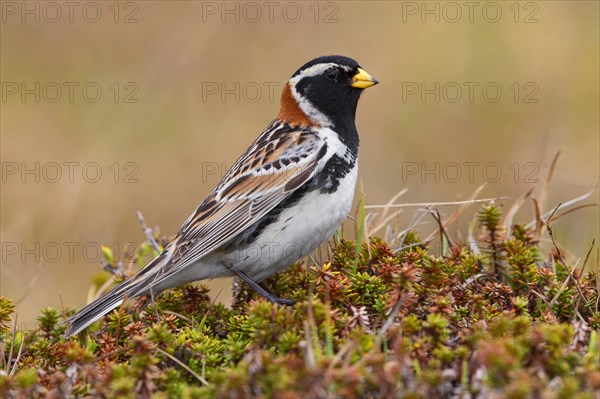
xmin=1 ymin=204 xmax=599 ymax=398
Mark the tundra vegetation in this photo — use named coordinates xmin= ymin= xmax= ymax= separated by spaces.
xmin=1 ymin=193 xmax=598 ymax=398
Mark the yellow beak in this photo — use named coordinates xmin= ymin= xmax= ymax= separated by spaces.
xmin=351 ymin=68 xmax=379 ymax=89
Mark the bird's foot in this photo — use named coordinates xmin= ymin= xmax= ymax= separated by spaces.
xmin=233 ymin=269 xmax=294 ymax=306
xmin=264 ymin=294 xmax=295 ymax=306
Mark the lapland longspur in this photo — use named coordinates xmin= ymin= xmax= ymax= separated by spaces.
xmin=66 ymin=55 xmax=378 ymax=337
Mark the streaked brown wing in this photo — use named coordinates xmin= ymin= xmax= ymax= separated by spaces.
xmin=157 ymin=123 xmax=326 ymax=279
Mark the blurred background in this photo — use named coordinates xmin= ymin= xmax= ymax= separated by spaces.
xmin=1 ymin=1 xmax=598 ymax=328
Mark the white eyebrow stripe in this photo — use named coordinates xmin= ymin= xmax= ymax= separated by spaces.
xmin=290 ymin=62 xmax=352 ymax=82
xmin=291 ymin=63 xmax=337 ymax=81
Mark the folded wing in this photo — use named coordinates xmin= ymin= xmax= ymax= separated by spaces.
xmin=137 ymin=122 xmax=327 ymax=289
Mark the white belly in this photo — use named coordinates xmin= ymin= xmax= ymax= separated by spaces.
xmin=229 ymin=163 xmax=358 ymax=281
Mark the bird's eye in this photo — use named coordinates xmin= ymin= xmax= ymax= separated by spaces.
xmin=325 ymin=69 xmax=338 ymax=82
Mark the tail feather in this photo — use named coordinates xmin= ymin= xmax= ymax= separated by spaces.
xmin=65 ymin=285 xmax=130 ymax=337
xmin=65 ymin=254 xmax=166 ymax=337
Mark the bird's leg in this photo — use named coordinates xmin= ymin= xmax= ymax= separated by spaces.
xmin=232 ymin=269 xmax=294 ymax=306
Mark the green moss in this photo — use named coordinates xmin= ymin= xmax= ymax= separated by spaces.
xmin=14 ymin=368 xmax=37 ymax=388
xmin=0 ymin=204 xmax=597 ymax=398
xmin=0 ymin=296 xmax=15 ymax=334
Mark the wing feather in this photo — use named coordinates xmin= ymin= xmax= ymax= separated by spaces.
xmin=156 ymin=122 xmax=326 ymax=282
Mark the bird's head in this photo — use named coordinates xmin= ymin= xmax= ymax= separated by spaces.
xmin=278 ymin=55 xmax=379 ymax=129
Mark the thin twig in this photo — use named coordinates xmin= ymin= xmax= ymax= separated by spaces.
xmin=88 ymin=275 xmax=117 ymax=303
xmin=303 ymin=320 xmax=316 ymax=371
xmin=424 ymin=184 xmax=489 ymax=243
xmin=503 ymin=187 xmax=534 ymax=239
xmin=365 ymin=196 xmax=508 ymax=209
xmin=137 ymin=211 xmax=161 ymax=253
xmin=377 ymin=294 xmax=405 ymax=340
xmin=6 ymin=314 xmax=16 ymax=375
xmin=545 ymin=206 xmax=588 ymax=319
xmin=531 ymin=198 xmax=544 ymax=243
xmin=395 ymin=209 xmax=432 ymax=251
xmin=59 ymin=292 xmax=73 ymax=338
xmin=9 ymin=335 xmax=25 ymax=376
xmin=526 ymin=185 xmax=598 ymax=230
xmin=155 ymin=347 xmax=209 ymax=385
xmin=538 ymin=150 xmax=561 ymax=217
xmin=572 ymin=240 xmax=596 ymax=320
xmin=326 ymin=340 xmax=355 ymax=372
xmin=377 ymin=188 xmax=409 ymax=223
xmin=430 ymin=208 xmax=453 ymax=251
xmin=13 ymin=261 xmax=42 ymax=305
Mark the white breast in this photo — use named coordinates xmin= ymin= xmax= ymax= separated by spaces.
xmin=232 ymin=162 xmax=358 ymax=281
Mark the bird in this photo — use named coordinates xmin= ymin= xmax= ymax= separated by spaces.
xmin=65 ymin=55 xmax=378 ymax=337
